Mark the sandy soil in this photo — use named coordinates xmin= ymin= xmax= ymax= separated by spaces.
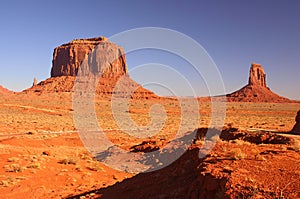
xmin=0 ymin=92 xmax=299 ymax=198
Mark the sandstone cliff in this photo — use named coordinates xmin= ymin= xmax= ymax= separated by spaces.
xmin=51 ymin=37 xmax=128 ymax=78
xmin=248 ymin=63 xmax=267 ymax=87
xmin=25 ymin=37 xmax=157 ymax=99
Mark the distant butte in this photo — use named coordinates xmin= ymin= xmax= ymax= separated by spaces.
xmin=226 ymin=63 xmax=293 ymax=103
xmin=25 ymin=37 xmax=157 ymax=99
xmin=23 ymin=38 xmax=296 ymax=103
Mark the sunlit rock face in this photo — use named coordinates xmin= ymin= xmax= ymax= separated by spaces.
xmin=248 ymin=63 xmax=267 ymax=88
xmin=226 ymin=63 xmax=292 ymax=103
xmin=25 ymin=37 xmax=158 ymax=99
xmin=51 ymin=37 xmax=128 ymax=78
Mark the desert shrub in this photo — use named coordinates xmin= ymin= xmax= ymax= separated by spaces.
xmin=289 ymin=140 xmax=300 ymax=152
xmin=194 ymin=139 xmax=204 ymax=145
xmin=59 ymin=157 xmax=77 ymax=165
xmin=4 ymin=164 xmax=24 ymax=172
xmin=87 ymin=163 xmax=103 ymax=172
xmin=0 ymin=177 xmax=15 ymax=187
xmin=209 ymin=134 xmax=220 ymax=142
xmin=27 ymin=163 xmax=41 ymax=169
xmin=226 ymin=148 xmax=246 ymax=160
xmin=231 ymin=139 xmax=244 ymax=145
xmin=250 ymin=148 xmax=266 ymax=161
xmin=7 ymin=157 xmax=19 ymax=162
xmin=254 ymin=153 xmax=266 ymax=161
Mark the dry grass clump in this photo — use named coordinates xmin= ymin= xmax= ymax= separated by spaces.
xmin=86 ymin=163 xmax=104 ymax=172
xmin=7 ymin=157 xmax=19 ymax=162
xmin=27 ymin=162 xmax=41 ymax=169
xmin=209 ymin=134 xmax=220 ymax=142
xmin=230 ymin=139 xmax=251 ymax=145
xmin=250 ymin=148 xmax=266 ymax=161
xmin=194 ymin=139 xmax=204 ymax=145
xmin=0 ymin=177 xmax=17 ymax=187
xmin=4 ymin=164 xmax=25 ymax=172
xmin=288 ymin=139 xmax=300 ymax=152
xmin=59 ymin=157 xmax=78 ymax=165
xmin=79 ymin=151 xmax=93 ymax=161
xmin=226 ymin=148 xmax=246 ymax=160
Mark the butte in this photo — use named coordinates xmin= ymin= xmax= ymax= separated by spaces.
xmin=226 ymin=63 xmax=293 ymax=103
xmin=24 ymin=37 xmax=158 ymax=99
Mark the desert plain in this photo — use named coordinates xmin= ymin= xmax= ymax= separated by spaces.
xmin=0 ymin=91 xmax=299 ymax=198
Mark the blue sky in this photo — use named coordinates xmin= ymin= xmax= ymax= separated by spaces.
xmin=0 ymin=0 xmax=299 ymax=99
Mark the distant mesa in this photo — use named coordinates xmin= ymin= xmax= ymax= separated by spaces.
xmin=226 ymin=63 xmax=293 ymax=103
xmin=23 ymin=37 xmax=295 ymax=102
xmin=0 ymin=85 xmax=13 ymax=94
xmin=25 ymin=37 xmax=157 ymax=99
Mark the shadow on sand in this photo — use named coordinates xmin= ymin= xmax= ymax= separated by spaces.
xmin=65 ymin=128 xmax=294 ymax=199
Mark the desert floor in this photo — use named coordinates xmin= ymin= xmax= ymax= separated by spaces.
xmin=0 ymin=92 xmax=299 ymax=198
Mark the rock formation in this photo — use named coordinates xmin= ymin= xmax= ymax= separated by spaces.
xmin=0 ymin=85 xmax=13 ymax=94
xmin=51 ymin=37 xmax=128 ymax=78
xmin=291 ymin=110 xmax=300 ymax=135
xmin=248 ymin=63 xmax=266 ymax=87
xmin=25 ymin=37 xmax=157 ymax=99
xmin=33 ymin=77 xmax=37 ymax=86
xmin=226 ymin=63 xmax=293 ymax=103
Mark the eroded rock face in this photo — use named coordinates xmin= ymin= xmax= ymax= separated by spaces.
xmin=0 ymin=85 xmax=13 ymax=94
xmin=33 ymin=77 xmax=37 ymax=86
xmin=51 ymin=37 xmax=128 ymax=78
xmin=248 ymin=63 xmax=267 ymax=88
xmin=226 ymin=63 xmax=292 ymax=103
xmin=25 ymin=37 xmax=158 ymax=99
xmin=291 ymin=110 xmax=300 ymax=135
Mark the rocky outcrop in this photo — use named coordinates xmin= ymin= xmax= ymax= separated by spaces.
xmin=33 ymin=77 xmax=37 ymax=86
xmin=68 ymin=128 xmax=299 ymax=199
xmin=248 ymin=63 xmax=267 ymax=87
xmin=25 ymin=37 xmax=158 ymax=99
xmin=226 ymin=63 xmax=293 ymax=103
xmin=90 ymin=147 xmax=228 ymax=199
xmin=291 ymin=110 xmax=300 ymax=135
xmin=0 ymin=85 xmax=13 ymax=94
xmin=51 ymin=37 xmax=128 ymax=78
xmin=27 ymin=76 xmax=157 ymax=99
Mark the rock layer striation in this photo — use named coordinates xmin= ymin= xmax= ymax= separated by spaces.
xmin=51 ymin=37 xmax=128 ymax=78
xmin=25 ymin=37 xmax=157 ymax=99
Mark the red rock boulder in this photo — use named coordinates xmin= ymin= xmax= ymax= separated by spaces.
xmin=291 ymin=110 xmax=300 ymax=135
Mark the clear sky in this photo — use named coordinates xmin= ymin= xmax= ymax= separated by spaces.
xmin=0 ymin=0 xmax=299 ymax=99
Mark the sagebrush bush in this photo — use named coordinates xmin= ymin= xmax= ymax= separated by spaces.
xmin=226 ymin=148 xmax=246 ymax=160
